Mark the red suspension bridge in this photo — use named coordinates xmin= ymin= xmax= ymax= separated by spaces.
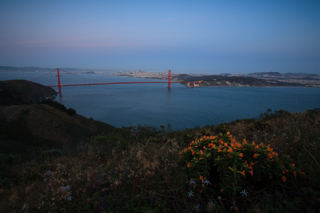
xmin=32 ymin=69 xmax=183 ymax=94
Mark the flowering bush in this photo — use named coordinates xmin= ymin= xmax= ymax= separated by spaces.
xmin=179 ymin=132 xmax=303 ymax=198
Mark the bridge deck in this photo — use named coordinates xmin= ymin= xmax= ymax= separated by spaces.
xmin=48 ymin=81 xmax=184 ymax=87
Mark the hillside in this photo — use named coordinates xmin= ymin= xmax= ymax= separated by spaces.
xmin=0 ymin=80 xmax=116 ymax=154
xmin=0 ymin=108 xmax=319 ymax=212
xmin=0 ymin=104 xmax=115 ymax=154
xmin=176 ymin=74 xmax=303 ymax=87
xmin=0 ymin=80 xmax=57 ymax=105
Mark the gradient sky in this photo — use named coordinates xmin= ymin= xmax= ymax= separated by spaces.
xmin=0 ymin=0 xmax=319 ymax=74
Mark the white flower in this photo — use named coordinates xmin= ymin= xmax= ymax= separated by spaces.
xmin=188 ymin=190 xmax=194 ymax=197
xmin=189 ymin=180 xmax=196 ymax=185
xmin=240 ymin=189 xmax=248 ymax=196
xmin=45 ymin=171 xmax=51 ymax=176
xmin=65 ymin=196 xmax=72 ymax=201
xmin=204 ymin=180 xmax=211 ymax=185
xmin=232 ymin=200 xmax=236 ymax=207
xmin=208 ymin=200 xmax=215 ymax=206
xmin=60 ymin=185 xmax=70 ymax=191
xmin=195 ymin=204 xmax=200 ymax=210
xmin=22 ymin=205 xmax=29 ymax=212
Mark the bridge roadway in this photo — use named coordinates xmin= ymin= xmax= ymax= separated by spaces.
xmin=48 ymin=81 xmax=184 ymax=88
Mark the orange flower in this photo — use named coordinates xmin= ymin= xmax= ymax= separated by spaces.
xmin=252 ymin=142 xmax=255 ymax=145
xmin=282 ymin=176 xmax=286 ymax=182
xmin=200 ymin=138 xmax=203 ymax=141
xmin=240 ymin=171 xmax=245 ymax=176
xmin=199 ymin=176 xmax=204 ymax=180
xmin=291 ymin=164 xmax=295 ymax=167
xmin=243 ymin=139 xmax=247 ymax=144
xmin=253 ymin=154 xmax=258 ymax=158
xmin=198 ymin=190 xmax=203 ymax=193
xmin=227 ymin=147 xmax=232 ymax=153
xmin=293 ymin=171 xmax=297 ymax=177
xmin=229 ymin=134 xmax=232 ymax=138
xmin=212 ymin=144 xmax=216 ymax=149
xmin=239 ymin=153 xmax=244 ymax=158
xmin=249 ymin=170 xmax=253 ymax=176
xmin=179 ymin=151 xmax=182 ymax=155
xmin=224 ymin=143 xmax=228 ymax=147
xmin=227 ymin=132 xmax=230 ymax=135
xmin=203 ymin=146 xmax=206 ymax=149
xmin=282 ymin=170 xmax=285 ymax=174
xmin=248 ymin=165 xmax=253 ymax=170
xmin=200 ymin=150 xmax=204 ymax=155
xmin=250 ymin=162 xmax=254 ymax=166
xmin=301 ymin=172 xmax=305 ymax=175
xmin=199 ymin=158 xmax=202 ymax=160
xmin=187 ymin=162 xmax=191 ymax=168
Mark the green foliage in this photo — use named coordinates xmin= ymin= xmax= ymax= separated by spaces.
xmin=259 ymin=108 xmax=291 ymax=120
xmin=1 ymin=108 xmax=320 ymax=212
xmin=179 ymin=133 xmax=303 ymax=198
xmin=41 ymin=149 xmax=64 ymax=158
xmin=39 ymin=99 xmax=76 ymax=115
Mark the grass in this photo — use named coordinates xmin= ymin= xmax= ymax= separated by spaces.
xmin=0 ymin=109 xmax=320 ymax=212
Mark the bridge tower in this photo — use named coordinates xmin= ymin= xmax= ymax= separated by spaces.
xmin=168 ymin=70 xmax=171 ymax=88
xmin=57 ymin=68 xmax=62 ymax=94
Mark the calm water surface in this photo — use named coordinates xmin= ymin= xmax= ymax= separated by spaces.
xmin=1 ymin=72 xmax=320 ymax=129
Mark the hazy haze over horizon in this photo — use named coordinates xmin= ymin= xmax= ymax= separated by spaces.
xmin=0 ymin=0 xmax=319 ymax=74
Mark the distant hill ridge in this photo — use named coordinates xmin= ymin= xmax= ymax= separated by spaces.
xmin=248 ymin=72 xmax=318 ymax=77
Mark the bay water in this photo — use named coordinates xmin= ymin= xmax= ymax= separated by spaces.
xmin=1 ymin=72 xmax=320 ymax=130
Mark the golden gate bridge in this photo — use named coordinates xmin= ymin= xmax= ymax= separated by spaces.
xmin=31 ymin=68 xmax=184 ymax=94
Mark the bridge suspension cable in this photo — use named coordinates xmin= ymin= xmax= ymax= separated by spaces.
xmin=30 ymin=69 xmax=56 ymax=82
xmin=59 ymin=69 xmax=106 ymax=82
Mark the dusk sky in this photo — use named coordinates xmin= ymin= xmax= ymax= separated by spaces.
xmin=0 ymin=0 xmax=319 ymax=74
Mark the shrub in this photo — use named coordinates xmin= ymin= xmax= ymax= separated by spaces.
xmin=178 ymin=133 xmax=304 ymax=199
xmin=66 ymin=107 xmax=76 ymax=115
xmin=39 ymin=99 xmax=76 ymax=116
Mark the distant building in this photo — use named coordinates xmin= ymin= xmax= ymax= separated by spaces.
xmin=186 ymin=81 xmax=201 ymax=87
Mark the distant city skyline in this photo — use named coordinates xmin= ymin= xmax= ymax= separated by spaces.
xmin=0 ymin=0 xmax=319 ymax=74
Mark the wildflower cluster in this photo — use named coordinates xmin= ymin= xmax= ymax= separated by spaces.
xmin=179 ymin=132 xmax=303 ymax=197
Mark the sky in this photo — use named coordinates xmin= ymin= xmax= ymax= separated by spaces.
xmin=0 ymin=0 xmax=319 ymax=74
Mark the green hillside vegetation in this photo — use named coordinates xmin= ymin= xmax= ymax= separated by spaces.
xmin=176 ymin=74 xmax=303 ymax=87
xmin=1 ymin=108 xmax=319 ymax=212
xmin=0 ymin=104 xmax=115 ymax=154
xmin=0 ymin=80 xmax=57 ymax=105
